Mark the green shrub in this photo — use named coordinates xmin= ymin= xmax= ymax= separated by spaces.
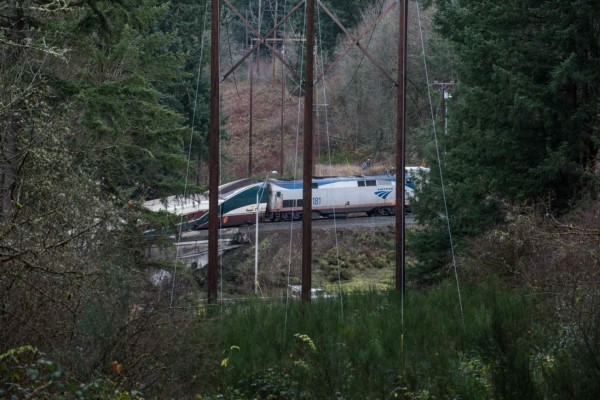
xmin=0 ymin=346 xmax=143 ymax=399
xmin=192 ymin=281 xmax=556 ymax=399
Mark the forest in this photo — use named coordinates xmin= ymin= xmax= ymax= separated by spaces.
xmin=1 ymin=0 xmax=599 ymax=398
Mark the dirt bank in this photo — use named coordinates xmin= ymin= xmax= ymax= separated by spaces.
xmin=194 ymin=224 xmax=399 ymax=298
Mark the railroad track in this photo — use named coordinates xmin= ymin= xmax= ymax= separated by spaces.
xmin=255 ymin=214 xmax=416 ymax=232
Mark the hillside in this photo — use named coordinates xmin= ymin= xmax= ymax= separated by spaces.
xmin=221 ymin=67 xmax=303 ymax=179
xmin=220 ymin=67 xmax=402 ymax=180
xmin=195 ymin=224 xmax=401 ymax=297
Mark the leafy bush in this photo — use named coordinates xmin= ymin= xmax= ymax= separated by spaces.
xmin=0 ymin=346 xmax=143 ymax=399
xmin=191 ymin=283 xmax=562 ymax=399
xmin=463 ymin=202 xmax=600 ymax=398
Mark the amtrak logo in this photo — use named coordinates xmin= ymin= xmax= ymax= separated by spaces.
xmin=374 ymin=190 xmax=393 ymax=200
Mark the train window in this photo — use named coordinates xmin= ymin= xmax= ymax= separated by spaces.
xmin=358 ymin=181 xmax=365 ymax=187
xmin=366 ymin=180 xmax=376 ymax=186
xmin=276 ymin=191 xmax=282 ymax=198
xmin=312 ymin=183 xmax=319 ymax=188
xmin=282 ymin=199 xmax=303 ymax=208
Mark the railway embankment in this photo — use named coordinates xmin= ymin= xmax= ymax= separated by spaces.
xmin=192 ymin=223 xmax=409 ymax=297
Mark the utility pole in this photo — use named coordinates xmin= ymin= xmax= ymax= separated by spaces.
xmin=256 ymin=0 xmax=262 ymax=75
xmin=280 ymin=46 xmax=286 ymax=176
xmin=395 ymin=0 xmax=407 ymax=293
xmin=433 ymin=81 xmax=454 ymax=135
xmin=272 ymin=0 xmax=279 ymax=88
xmin=302 ymin=0 xmax=315 ymax=303
xmin=208 ymin=0 xmax=408 ymax=301
xmin=208 ymin=0 xmax=220 ymax=303
xmin=278 ymin=0 xmax=285 ymax=176
xmin=249 ymin=52 xmax=254 ymax=176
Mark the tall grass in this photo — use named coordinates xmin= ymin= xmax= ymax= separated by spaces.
xmin=189 ymin=280 xmax=569 ymax=399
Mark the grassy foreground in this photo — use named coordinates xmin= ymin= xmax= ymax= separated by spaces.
xmin=3 ymin=278 xmax=597 ymax=399
xmin=192 ymin=280 xmax=597 ymax=400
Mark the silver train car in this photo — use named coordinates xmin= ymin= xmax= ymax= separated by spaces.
xmin=265 ymin=175 xmax=415 ymax=221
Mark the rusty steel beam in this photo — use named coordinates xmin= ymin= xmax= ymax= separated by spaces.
xmin=253 ymin=37 xmax=307 ymax=42
xmin=316 ymin=1 xmax=396 ymax=82
xmin=281 ymin=63 xmax=285 ymax=175
xmin=221 ymin=35 xmax=301 ymax=82
xmin=278 ymin=0 xmax=285 ymax=175
xmin=317 ymin=0 xmax=352 ymax=37
xmin=223 ymin=0 xmax=260 ymax=37
xmin=262 ymin=0 xmax=305 ymax=39
xmin=262 ymin=40 xmax=301 ymax=81
xmin=221 ymin=0 xmax=304 ymax=82
xmin=221 ymin=45 xmax=259 ymax=82
xmin=396 ymin=0 xmax=407 ymax=293
xmin=272 ymin=0 xmax=278 ymax=88
xmin=302 ymin=0 xmax=314 ymax=303
xmin=355 ymin=41 xmax=397 ymax=84
xmin=208 ymin=0 xmax=220 ymax=303
xmin=249 ymin=54 xmax=254 ymax=176
xmin=316 ymin=0 xmax=397 ymax=85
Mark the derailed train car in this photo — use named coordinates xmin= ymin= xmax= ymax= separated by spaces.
xmin=143 ymin=173 xmax=418 ymax=232
xmin=189 ymin=175 xmax=414 ymax=229
xmin=182 ymin=178 xmax=268 ymax=230
xmin=142 ymin=178 xmax=263 ymax=234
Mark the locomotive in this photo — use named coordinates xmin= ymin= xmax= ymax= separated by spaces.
xmin=265 ymin=175 xmax=404 ymax=221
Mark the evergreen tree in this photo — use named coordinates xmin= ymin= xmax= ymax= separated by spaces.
xmin=160 ymin=0 xmax=211 ymax=188
xmin=0 ymin=0 xmax=151 ymax=380
xmin=0 ymin=0 xmax=202 ymax=370
xmin=412 ymin=0 xmax=600 ymax=275
xmin=62 ymin=0 xmax=191 ymax=199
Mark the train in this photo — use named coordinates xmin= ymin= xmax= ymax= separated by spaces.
xmin=142 ymin=168 xmax=429 ymax=234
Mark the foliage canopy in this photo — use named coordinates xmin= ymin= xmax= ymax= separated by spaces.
xmin=412 ymin=0 xmax=600 ymax=273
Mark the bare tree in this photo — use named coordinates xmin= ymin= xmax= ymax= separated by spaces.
xmin=325 ymin=0 xmax=447 ymax=164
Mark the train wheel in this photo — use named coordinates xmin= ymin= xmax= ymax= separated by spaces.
xmin=332 ymin=212 xmax=348 ymax=219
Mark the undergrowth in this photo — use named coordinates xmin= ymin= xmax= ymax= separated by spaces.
xmin=189 ymin=280 xmax=596 ymax=399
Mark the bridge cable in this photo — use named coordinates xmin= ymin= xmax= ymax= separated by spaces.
xmin=416 ymin=0 xmax=465 ymax=324
xmin=316 ymin=1 xmax=344 ymax=317
xmin=337 ymin=1 xmax=383 ymax=96
xmin=169 ymin=0 xmax=210 ymax=309
xmin=284 ymin=0 xmax=307 ymax=341
xmin=225 ymin=14 xmax=241 ymax=98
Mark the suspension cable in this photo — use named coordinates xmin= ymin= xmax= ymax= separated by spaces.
xmin=316 ymin=1 xmax=344 ymax=317
xmin=416 ymin=0 xmax=464 ymax=324
xmin=225 ymin=14 xmax=241 ymax=98
xmin=170 ymin=0 xmax=210 ymax=309
xmin=284 ymin=0 xmax=307 ymax=340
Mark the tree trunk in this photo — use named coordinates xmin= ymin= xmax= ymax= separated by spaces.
xmin=1 ymin=120 xmax=17 ymax=222
xmin=1 ymin=4 xmax=26 ymax=222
